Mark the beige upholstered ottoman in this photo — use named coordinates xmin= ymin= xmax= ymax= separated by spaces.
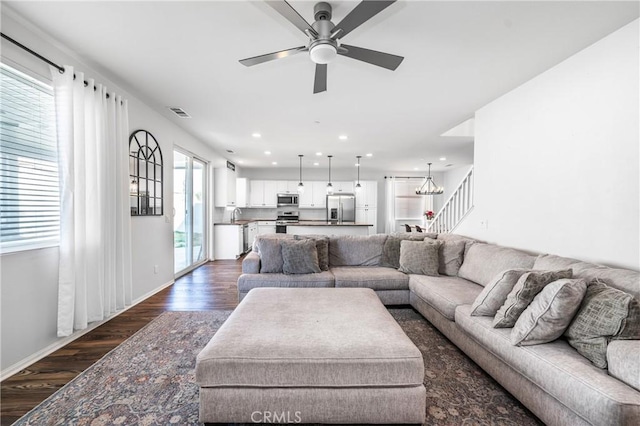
xmin=196 ymin=288 xmax=425 ymax=424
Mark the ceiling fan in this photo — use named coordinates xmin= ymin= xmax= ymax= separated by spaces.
xmin=239 ymin=0 xmax=404 ymax=94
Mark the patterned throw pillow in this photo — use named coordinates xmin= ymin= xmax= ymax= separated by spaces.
xmin=470 ymin=269 xmax=531 ymax=316
xmin=294 ymin=235 xmax=329 ymax=271
xmin=257 ymin=238 xmax=284 ymax=273
xmin=398 ymin=240 xmax=441 ymax=276
xmin=493 ymin=269 xmax=573 ymax=328
xmin=511 ymin=278 xmax=588 ymax=346
xmin=281 ymin=239 xmax=321 ymax=275
xmin=564 ymin=280 xmax=640 ymax=368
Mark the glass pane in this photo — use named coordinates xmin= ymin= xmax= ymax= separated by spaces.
xmin=174 ymin=151 xmax=189 ymax=273
xmin=192 ymin=159 xmax=205 ymax=263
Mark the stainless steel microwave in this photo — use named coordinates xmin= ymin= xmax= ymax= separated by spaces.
xmin=277 ymin=193 xmax=299 ymax=207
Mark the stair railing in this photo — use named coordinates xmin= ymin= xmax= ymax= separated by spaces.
xmin=427 ymin=166 xmax=474 ymax=233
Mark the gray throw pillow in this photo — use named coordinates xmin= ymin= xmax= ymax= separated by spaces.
xmin=511 ymin=278 xmax=588 ymax=346
xmin=470 ymin=269 xmax=531 ymax=316
xmin=381 ymin=234 xmax=428 ymax=269
xmin=294 ymin=235 xmax=329 ymax=271
xmin=438 ymin=239 xmax=466 ymax=276
xmin=493 ymin=269 xmax=573 ymax=328
xmin=257 ymin=238 xmax=284 ymax=273
xmin=564 ymin=280 xmax=640 ymax=368
xmin=398 ymin=240 xmax=441 ymax=276
xmin=281 ymin=239 xmax=321 ymax=275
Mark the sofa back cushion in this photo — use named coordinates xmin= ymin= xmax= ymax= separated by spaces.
xmin=458 ymin=243 xmax=535 ymax=287
xmin=329 ymin=234 xmax=388 ymax=266
xmin=574 ymin=268 xmax=640 ymax=299
xmin=534 ymin=254 xmax=602 ymax=275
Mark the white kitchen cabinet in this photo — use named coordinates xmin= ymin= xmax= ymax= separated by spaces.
xmin=355 ymin=180 xmax=377 ymax=208
xmin=276 ymin=180 xmax=299 ymax=194
xmin=249 ymin=180 xmax=277 ymax=208
xmin=299 ymin=181 xmax=327 ymax=209
xmin=236 ymin=177 xmax=248 ymax=208
xmin=356 ymin=207 xmax=377 ymax=234
xmin=214 ymin=224 xmax=243 ymax=259
xmin=332 ymin=181 xmax=354 ymax=193
xmin=257 ymin=220 xmax=276 ymax=235
xmin=214 ymin=165 xmax=236 ymax=207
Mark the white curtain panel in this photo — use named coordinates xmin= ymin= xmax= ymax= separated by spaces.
xmin=51 ymin=66 xmax=132 ymax=337
xmin=384 ymin=177 xmax=396 ymax=233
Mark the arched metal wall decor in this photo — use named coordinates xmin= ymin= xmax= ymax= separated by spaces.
xmin=129 ymin=130 xmax=163 ymax=216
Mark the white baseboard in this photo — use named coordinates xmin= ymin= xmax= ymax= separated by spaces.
xmin=0 ymin=279 xmax=175 ymax=382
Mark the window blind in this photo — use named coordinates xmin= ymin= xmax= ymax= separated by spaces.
xmin=0 ymin=63 xmax=59 ymax=252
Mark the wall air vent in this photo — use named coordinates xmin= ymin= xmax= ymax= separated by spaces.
xmin=168 ymin=107 xmax=191 ymax=118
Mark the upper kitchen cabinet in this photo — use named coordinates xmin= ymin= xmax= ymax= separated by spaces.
xmin=299 ymin=181 xmax=327 ymax=209
xmin=214 ymin=162 xmax=236 ymax=207
xmin=249 ymin=180 xmax=277 ymax=208
xmin=276 ymin=180 xmax=299 ymax=194
xmin=355 ymin=181 xmax=377 ymax=208
xmin=332 ymin=181 xmax=354 ymax=193
xmin=236 ymin=177 xmax=248 ymax=208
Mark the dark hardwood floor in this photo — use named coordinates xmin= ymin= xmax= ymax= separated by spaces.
xmin=0 ymin=259 xmax=242 ymax=425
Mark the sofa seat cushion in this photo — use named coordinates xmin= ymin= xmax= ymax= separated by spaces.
xmin=458 ymin=243 xmax=535 ymax=287
xmin=332 ymin=266 xmax=409 ymax=291
xmin=197 ymin=288 xmax=424 ymax=388
xmin=237 ymin=271 xmax=335 ymax=292
xmin=607 ymin=340 xmax=640 ymax=392
xmin=409 ymin=275 xmax=482 ymax=321
xmin=455 ymin=304 xmax=640 ymax=426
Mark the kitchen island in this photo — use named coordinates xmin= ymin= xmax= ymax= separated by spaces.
xmin=286 ymin=221 xmax=373 ymax=236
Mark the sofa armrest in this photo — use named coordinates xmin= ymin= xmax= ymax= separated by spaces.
xmin=242 ymin=251 xmax=261 ymax=274
xmin=607 ymin=340 xmax=640 ymax=391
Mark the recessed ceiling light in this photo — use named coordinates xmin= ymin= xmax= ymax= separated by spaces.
xmin=339 ymin=135 xmax=348 ymax=140
xmin=413 ymin=167 xmax=419 ymax=171
xmin=355 ymin=163 xmax=360 ymax=167
xmin=252 ymin=132 xmax=261 ymax=138
xmin=316 ymin=152 xmax=322 ymax=156
xmin=264 ymin=151 xmax=271 ymax=155
xmin=313 ymin=162 xmax=319 ymax=166
xmin=238 ymin=160 xmax=244 ymax=164
xmin=272 ymin=161 xmax=277 ymax=165
xmin=366 ymin=153 xmax=373 ymax=157
xmin=439 ymin=157 xmax=447 ymax=161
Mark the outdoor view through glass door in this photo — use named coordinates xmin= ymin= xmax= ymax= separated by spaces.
xmin=174 ymin=150 xmax=206 ymax=275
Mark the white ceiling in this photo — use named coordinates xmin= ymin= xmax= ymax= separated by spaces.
xmin=5 ymin=1 xmax=638 ymax=172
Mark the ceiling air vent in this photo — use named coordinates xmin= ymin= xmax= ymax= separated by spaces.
xmin=168 ymin=107 xmax=191 ymax=118
xmin=226 ymin=150 xmax=235 ymax=154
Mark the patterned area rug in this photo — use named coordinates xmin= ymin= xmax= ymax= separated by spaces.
xmin=14 ymin=309 xmax=541 ymax=425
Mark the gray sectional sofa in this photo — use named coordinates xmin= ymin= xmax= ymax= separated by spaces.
xmin=238 ymin=233 xmax=640 ymax=425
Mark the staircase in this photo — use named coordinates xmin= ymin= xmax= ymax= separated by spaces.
xmin=427 ymin=166 xmax=474 ymax=234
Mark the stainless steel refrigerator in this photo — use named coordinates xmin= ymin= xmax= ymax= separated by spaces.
xmin=327 ymin=194 xmax=356 ymax=223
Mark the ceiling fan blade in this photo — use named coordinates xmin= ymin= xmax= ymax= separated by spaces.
xmin=332 ymin=0 xmax=396 ymax=39
xmin=313 ymin=64 xmax=327 ymax=94
xmin=266 ymin=1 xmax=318 ymax=37
xmin=339 ymin=44 xmax=403 ymax=71
xmin=239 ymin=46 xmax=307 ymax=67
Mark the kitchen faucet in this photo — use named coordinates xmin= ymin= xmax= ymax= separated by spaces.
xmin=231 ymin=207 xmax=242 ymax=223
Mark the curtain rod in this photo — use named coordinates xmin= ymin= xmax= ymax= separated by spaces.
xmin=1 ymin=32 xmax=118 ymax=101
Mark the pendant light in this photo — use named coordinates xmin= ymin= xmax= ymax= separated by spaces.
xmin=416 ymin=162 xmax=444 ymax=195
xmin=297 ymin=154 xmax=305 ymax=193
xmin=355 ymin=155 xmax=362 ymax=193
xmin=326 ymin=155 xmax=334 ymax=194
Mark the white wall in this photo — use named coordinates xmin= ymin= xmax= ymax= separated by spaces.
xmin=0 ymin=10 xmax=223 ymax=373
xmin=456 ymin=19 xmax=639 ymax=270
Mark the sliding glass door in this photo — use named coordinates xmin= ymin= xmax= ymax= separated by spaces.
xmin=174 ymin=149 xmax=207 ymax=276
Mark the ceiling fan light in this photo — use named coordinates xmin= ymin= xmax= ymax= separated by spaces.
xmin=310 ymin=44 xmax=337 ymax=64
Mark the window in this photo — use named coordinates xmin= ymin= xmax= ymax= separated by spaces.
xmin=0 ymin=63 xmax=59 ymax=253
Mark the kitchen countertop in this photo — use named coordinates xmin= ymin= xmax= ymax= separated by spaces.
xmin=214 ymin=219 xmax=275 ymax=225
xmin=291 ymin=221 xmax=373 ymax=226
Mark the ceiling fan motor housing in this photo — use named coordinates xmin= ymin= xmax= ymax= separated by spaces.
xmin=309 ymin=2 xmax=337 ymax=64
xmin=314 ymin=2 xmax=332 ymax=21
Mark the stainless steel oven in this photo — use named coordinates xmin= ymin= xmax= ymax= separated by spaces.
xmin=277 ymin=193 xmax=299 ymax=207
